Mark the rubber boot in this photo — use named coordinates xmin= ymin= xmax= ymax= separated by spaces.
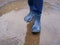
xmin=24 ymin=11 xmax=35 ymax=22
xmin=32 ymin=14 xmax=41 ymax=33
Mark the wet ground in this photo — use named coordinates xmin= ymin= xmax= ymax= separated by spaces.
xmin=0 ymin=0 xmax=60 ymax=45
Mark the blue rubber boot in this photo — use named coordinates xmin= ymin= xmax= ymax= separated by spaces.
xmin=24 ymin=11 xmax=35 ymax=22
xmin=32 ymin=14 xmax=41 ymax=33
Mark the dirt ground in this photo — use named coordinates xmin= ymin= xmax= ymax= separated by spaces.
xmin=0 ymin=0 xmax=60 ymax=45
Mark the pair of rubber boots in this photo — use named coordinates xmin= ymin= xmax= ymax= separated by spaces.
xmin=24 ymin=11 xmax=41 ymax=34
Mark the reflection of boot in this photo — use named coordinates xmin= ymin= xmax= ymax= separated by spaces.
xmin=24 ymin=11 xmax=35 ymax=22
xmin=32 ymin=14 xmax=41 ymax=33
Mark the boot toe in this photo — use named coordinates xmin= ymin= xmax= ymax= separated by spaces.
xmin=24 ymin=16 xmax=33 ymax=22
xmin=32 ymin=26 xmax=41 ymax=33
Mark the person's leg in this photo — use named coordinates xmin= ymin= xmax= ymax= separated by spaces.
xmin=32 ymin=0 xmax=43 ymax=14
xmin=28 ymin=0 xmax=33 ymax=10
xmin=32 ymin=0 xmax=43 ymax=33
xmin=24 ymin=0 xmax=34 ymax=22
xmin=24 ymin=0 xmax=43 ymax=33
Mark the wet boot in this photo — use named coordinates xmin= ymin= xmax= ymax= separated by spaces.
xmin=32 ymin=14 xmax=41 ymax=34
xmin=24 ymin=11 xmax=35 ymax=22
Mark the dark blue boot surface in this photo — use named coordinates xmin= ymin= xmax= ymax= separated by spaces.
xmin=32 ymin=14 xmax=41 ymax=33
xmin=24 ymin=11 xmax=35 ymax=22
